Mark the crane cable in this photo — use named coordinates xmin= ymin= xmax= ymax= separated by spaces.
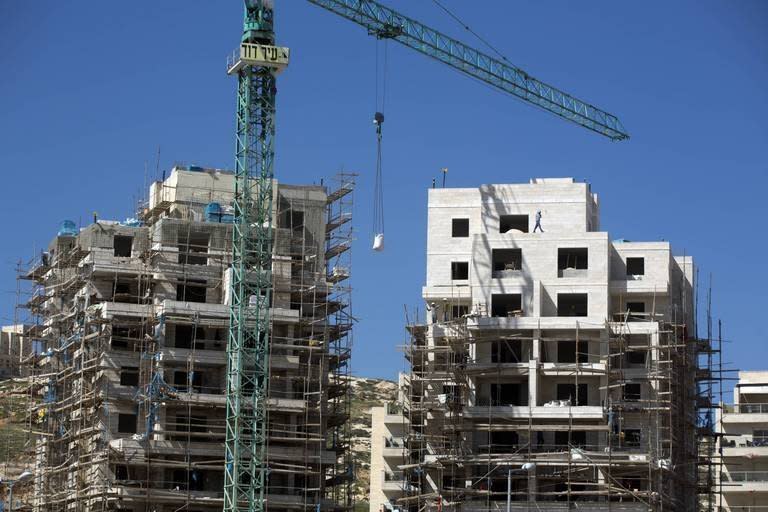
xmin=372 ymin=39 xmax=388 ymax=251
xmin=372 ymin=113 xmax=385 ymax=250
xmin=430 ymin=0 xmax=512 ymax=64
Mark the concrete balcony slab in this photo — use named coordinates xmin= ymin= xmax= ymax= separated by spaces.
xmin=465 ymin=405 xmax=604 ymax=421
xmin=472 ymin=317 xmax=607 ymax=331
xmin=541 ymin=362 xmax=607 ymax=375
xmin=609 ymin=279 xmax=669 ymax=295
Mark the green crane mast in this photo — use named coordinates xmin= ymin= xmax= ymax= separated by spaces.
xmin=223 ymin=2 xmax=628 ymax=512
xmin=223 ymin=2 xmax=289 ymax=512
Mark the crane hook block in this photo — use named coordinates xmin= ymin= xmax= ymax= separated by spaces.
xmin=373 ymin=112 xmax=384 ymax=126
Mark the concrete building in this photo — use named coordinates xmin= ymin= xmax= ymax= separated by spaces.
xmin=0 ymin=325 xmax=31 ymax=379
xmin=384 ymin=178 xmax=712 ymax=511
xmin=369 ymin=403 xmax=409 ymax=512
xmin=717 ymin=371 xmax=768 ymax=510
xmin=19 ymin=166 xmax=356 ymax=512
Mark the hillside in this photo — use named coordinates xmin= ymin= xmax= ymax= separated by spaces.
xmin=0 ymin=378 xmax=37 ymax=506
xmin=0 ymin=378 xmax=34 ymax=466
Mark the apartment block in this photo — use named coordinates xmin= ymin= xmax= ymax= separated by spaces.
xmin=0 ymin=325 xmax=30 ymax=379
xmin=386 ymin=178 xmax=712 ymax=511
xmin=717 ymin=371 xmax=768 ymax=510
xmin=369 ymin=404 xmax=410 ymax=512
xmin=19 ymin=166 xmax=355 ymax=512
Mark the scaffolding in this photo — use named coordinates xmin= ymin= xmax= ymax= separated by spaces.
xmin=11 ymin=166 xmax=356 ymax=512
xmin=398 ymin=277 xmax=723 ymax=511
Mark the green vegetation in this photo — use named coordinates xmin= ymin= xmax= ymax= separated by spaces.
xmin=0 ymin=379 xmax=34 ymax=466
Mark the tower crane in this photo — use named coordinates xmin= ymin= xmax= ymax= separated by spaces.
xmin=223 ymin=2 xmax=629 ymax=512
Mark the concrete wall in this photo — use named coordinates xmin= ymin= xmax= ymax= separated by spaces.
xmin=425 ymin=180 xmax=693 ymax=323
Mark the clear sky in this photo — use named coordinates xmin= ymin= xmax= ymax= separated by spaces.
xmin=1 ymin=1 xmax=766 ymax=381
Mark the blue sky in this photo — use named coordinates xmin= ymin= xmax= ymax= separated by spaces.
xmin=1 ymin=1 xmax=766 ymax=381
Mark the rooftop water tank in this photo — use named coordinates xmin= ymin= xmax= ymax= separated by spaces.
xmin=205 ymin=202 xmax=223 ymax=223
xmin=58 ymin=220 xmax=77 ymax=237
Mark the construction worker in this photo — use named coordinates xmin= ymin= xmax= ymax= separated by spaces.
xmin=533 ymin=210 xmax=544 ymax=232
xmin=426 ymin=302 xmax=437 ymax=324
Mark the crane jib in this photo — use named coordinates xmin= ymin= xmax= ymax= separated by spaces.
xmin=306 ymin=0 xmax=629 ymax=141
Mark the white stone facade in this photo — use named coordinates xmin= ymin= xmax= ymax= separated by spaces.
xmin=369 ymin=404 xmax=410 ymax=512
xmin=377 ymin=178 xmax=701 ymax=511
xmin=717 ymin=371 xmax=768 ymax=510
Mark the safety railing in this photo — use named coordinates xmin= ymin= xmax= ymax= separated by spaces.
xmin=721 ymin=434 xmax=768 ymax=448
xmin=733 ymin=403 xmax=768 ymax=414
xmin=384 ymin=437 xmax=405 ymax=448
xmin=114 ymin=479 xmax=224 ymax=497
xmin=723 ymin=471 xmax=768 ymax=482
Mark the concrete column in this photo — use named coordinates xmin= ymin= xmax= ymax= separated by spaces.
xmin=530 ymin=329 xmax=541 ymax=406
xmin=650 ymin=328 xmax=660 ymax=362
xmin=528 ymin=472 xmax=537 ymax=504
xmin=650 ymin=328 xmax=660 ymax=399
xmin=529 ymin=360 xmax=538 ymax=407
xmin=599 ymin=329 xmax=609 ymax=358
xmin=369 ymin=407 xmax=386 ymax=512
xmin=468 ymin=370 xmax=477 ymax=406
xmin=600 ymin=329 xmax=609 ymax=406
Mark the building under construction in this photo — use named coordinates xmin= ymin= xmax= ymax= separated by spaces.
xmin=17 ymin=166 xmax=356 ymax=512
xmin=372 ymin=178 xmax=720 ymax=512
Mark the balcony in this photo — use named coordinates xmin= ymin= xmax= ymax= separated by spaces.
xmin=465 ymin=405 xmax=604 ymax=421
xmin=110 ymin=438 xmax=223 ymax=456
xmin=465 ymin=361 xmax=530 ymax=377
xmin=100 ymin=301 xmax=156 ymax=319
xmin=162 ymin=347 xmax=226 ymax=365
xmin=721 ymin=435 xmax=768 ymax=458
xmin=162 ymin=349 xmax=299 ymax=371
xmin=85 ymin=249 xmax=146 ymax=276
xmin=383 ymin=403 xmax=408 ymax=424
xmin=722 ymin=471 xmax=768 ymax=492
xmin=381 ymin=471 xmax=411 ymax=492
xmin=112 ymin=483 xmax=224 ymax=504
xmin=540 ymin=361 xmax=607 ymax=375
xmin=723 ymin=403 xmax=768 ymax=424
xmin=472 ymin=316 xmax=606 ymax=331
xmin=383 ymin=437 xmax=407 ymax=458
xmin=735 ymin=404 xmax=768 ymax=414
xmin=610 ymin=279 xmax=669 ymax=295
